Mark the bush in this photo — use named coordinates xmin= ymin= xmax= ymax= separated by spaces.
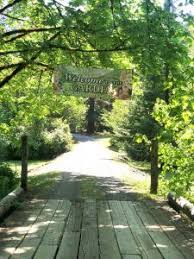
xmin=125 ymin=142 xmax=150 ymax=161
xmin=0 ymin=135 xmax=10 ymax=160
xmin=29 ymin=118 xmax=73 ymax=159
xmin=35 ymin=119 xmax=73 ymax=159
xmin=61 ymin=97 xmax=87 ymax=132
xmin=102 ymin=100 xmax=129 ymax=132
xmin=102 ymin=99 xmax=150 ymax=161
xmin=0 ymin=163 xmax=17 ymax=199
xmin=3 ymin=118 xmax=73 ymax=160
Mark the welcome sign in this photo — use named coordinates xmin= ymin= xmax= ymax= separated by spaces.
xmin=53 ymin=65 xmax=132 ymax=100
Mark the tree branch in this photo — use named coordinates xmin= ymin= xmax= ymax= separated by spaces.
xmin=0 ymin=62 xmax=26 ymax=71
xmin=1 ymin=12 xmax=26 ymax=21
xmin=0 ymin=63 xmax=27 ymax=88
xmin=0 ymin=0 xmax=23 ymax=14
xmin=0 ymin=62 xmax=53 ymax=71
xmin=47 ymin=43 xmax=132 ymax=52
xmin=4 ymin=33 xmax=28 ymax=43
xmin=0 ymin=49 xmax=31 ymax=56
xmin=0 ymin=45 xmax=130 ymax=56
xmin=0 ymin=32 xmax=61 ymax=88
xmin=1 ymin=26 xmax=62 ymax=38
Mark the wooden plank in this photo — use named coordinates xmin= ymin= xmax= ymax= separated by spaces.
xmin=56 ymin=232 xmax=80 ymax=259
xmin=10 ymin=238 xmax=41 ymax=259
xmin=34 ymin=200 xmax=71 ymax=258
xmin=143 ymin=200 xmax=194 ymax=259
xmin=121 ymin=201 xmax=163 ymax=259
xmin=40 ymin=200 xmax=71 ymax=245
xmin=78 ymin=199 xmax=99 ymax=259
xmin=0 ymin=200 xmax=47 ymax=258
xmin=144 ymin=200 xmax=194 ymax=242
xmin=11 ymin=200 xmax=60 ymax=258
xmin=97 ymin=201 xmax=121 ymax=259
xmin=52 ymin=199 xmax=71 ymax=222
xmin=108 ymin=201 xmax=140 ymax=256
xmin=134 ymin=202 xmax=185 ymax=259
xmin=56 ymin=201 xmax=83 ymax=259
xmin=34 ymin=245 xmax=58 ymax=259
xmin=24 ymin=199 xmax=60 ymax=239
xmin=0 ymin=240 xmax=19 ymax=259
xmin=123 ymin=255 xmax=142 ymax=259
xmin=0 ymin=250 xmax=11 ymax=259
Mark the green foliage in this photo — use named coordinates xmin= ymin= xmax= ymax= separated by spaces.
xmin=56 ymin=96 xmax=87 ymax=133
xmin=102 ymin=100 xmax=130 ymax=149
xmin=154 ymin=70 xmax=194 ymax=197
xmin=103 ymin=100 xmax=129 ymax=132
xmin=6 ymin=118 xmax=73 ymax=160
xmin=35 ymin=118 xmax=73 ymax=159
xmin=0 ymin=163 xmax=17 ymax=199
xmin=0 ymin=0 xmax=193 ymax=197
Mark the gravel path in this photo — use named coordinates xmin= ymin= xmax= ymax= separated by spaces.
xmin=30 ymin=134 xmax=149 ymax=200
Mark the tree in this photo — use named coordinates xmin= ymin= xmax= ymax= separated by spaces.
xmin=0 ymin=0 xmax=193 ymax=195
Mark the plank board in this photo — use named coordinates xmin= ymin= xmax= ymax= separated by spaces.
xmin=11 ymin=238 xmax=41 ymax=259
xmin=40 ymin=200 xmax=71 ymax=245
xmin=10 ymin=199 xmax=60 ymax=258
xmin=1 ymin=199 xmax=193 ymax=259
xmin=97 ymin=201 xmax=121 ymax=259
xmin=143 ymin=200 xmax=194 ymax=259
xmin=56 ymin=201 xmax=83 ymax=259
xmin=121 ymin=201 xmax=163 ymax=259
xmin=134 ymin=202 xmax=185 ymax=259
xmin=78 ymin=199 xmax=99 ymax=259
xmin=123 ymin=255 xmax=142 ymax=259
xmin=108 ymin=201 xmax=140 ymax=256
xmin=34 ymin=200 xmax=71 ymax=258
xmin=34 ymin=245 xmax=58 ymax=259
xmin=0 ymin=200 xmax=47 ymax=258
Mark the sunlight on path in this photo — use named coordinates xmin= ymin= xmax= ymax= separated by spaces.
xmin=29 ymin=134 xmax=149 ymax=200
xmin=31 ymin=134 xmax=147 ymax=180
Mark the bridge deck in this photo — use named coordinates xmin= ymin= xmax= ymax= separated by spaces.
xmin=0 ymin=199 xmax=193 ymax=259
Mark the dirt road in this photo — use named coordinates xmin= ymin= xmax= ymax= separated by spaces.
xmin=30 ymin=134 xmax=148 ymax=200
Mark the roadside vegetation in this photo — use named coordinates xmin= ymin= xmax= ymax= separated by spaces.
xmin=0 ymin=0 xmax=193 ymax=203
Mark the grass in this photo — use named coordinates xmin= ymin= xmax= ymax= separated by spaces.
xmin=2 ymin=160 xmax=48 ymax=174
xmin=122 ymin=173 xmax=169 ymax=202
xmin=122 ymin=166 xmax=194 ymax=204
xmin=28 ymin=171 xmax=60 ymax=196
xmin=0 ymin=160 xmax=49 ymax=199
xmin=127 ymin=158 xmax=151 ymax=174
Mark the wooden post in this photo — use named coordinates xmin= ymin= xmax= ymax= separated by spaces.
xmin=150 ymin=138 xmax=159 ymax=194
xmin=87 ymin=97 xmax=95 ymax=134
xmin=20 ymin=135 xmax=28 ymax=191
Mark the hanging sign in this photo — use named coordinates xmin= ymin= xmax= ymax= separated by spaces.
xmin=53 ymin=65 xmax=132 ymax=100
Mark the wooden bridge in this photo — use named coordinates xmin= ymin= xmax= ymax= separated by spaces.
xmin=0 ymin=199 xmax=193 ymax=259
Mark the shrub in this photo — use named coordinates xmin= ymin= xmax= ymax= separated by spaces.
xmin=0 ymin=135 xmax=10 ymax=160
xmin=3 ymin=118 xmax=73 ymax=160
xmin=125 ymin=142 xmax=150 ymax=161
xmin=61 ymin=97 xmax=87 ymax=132
xmin=0 ymin=163 xmax=17 ymax=199
xmin=30 ymin=118 xmax=73 ymax=159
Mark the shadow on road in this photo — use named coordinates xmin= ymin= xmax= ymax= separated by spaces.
xmin=28 ymin=171 xmax=143 ymax=201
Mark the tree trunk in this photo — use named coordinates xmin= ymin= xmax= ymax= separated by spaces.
xmin=150 ymin=138 xmax=159 ymax=194
xmin=87 ymin=97 xmax=95 ymax=134
xmin=20 ymin=135 xmax=28 ymax=191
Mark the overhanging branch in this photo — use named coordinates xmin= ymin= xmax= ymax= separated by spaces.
xmin=0 ymin=44 xmax=131 ymax=56
xmin=0 ymin=32 xmax=61 ymax=88
xmin=0 ymin=0 xmax=23 ymax=14
xmin=1 ymin=26 xmax=62 ymax=38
